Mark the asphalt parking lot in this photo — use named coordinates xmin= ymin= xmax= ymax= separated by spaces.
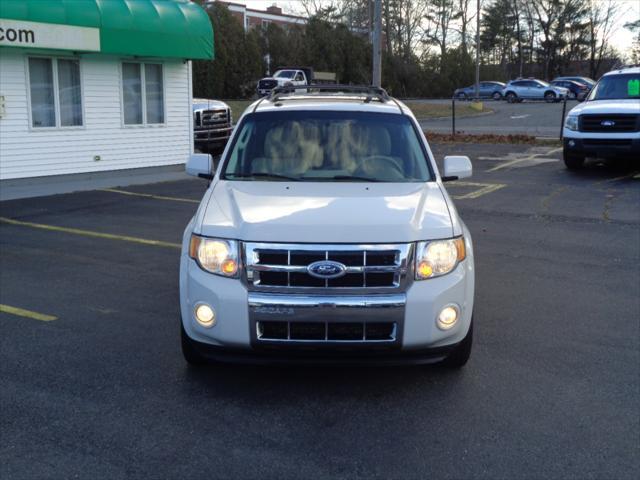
xmin=1 ymin=144 xmax=639 ymax=479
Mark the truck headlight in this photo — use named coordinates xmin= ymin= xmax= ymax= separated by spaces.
xmin=565 ymin=115 xmax=578 ymax=131
xmin=415 ymin=237 xmax=466 ymax=280
xmin=189 ymin=235 xmax=239 ymax=277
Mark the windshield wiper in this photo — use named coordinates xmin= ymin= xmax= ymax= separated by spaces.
xmin=327 ymin=175 xmax=383 ymax=182
xmin=225 ymin=173 xmax=301 ymax=181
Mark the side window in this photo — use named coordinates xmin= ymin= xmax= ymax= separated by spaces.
xmin=122 ymin=62 xmax=164 ymax=125
xmin=295 ymin=72 xmax=304 ymax=82
xmin=28 ymin=57 xmax=83 ymax=128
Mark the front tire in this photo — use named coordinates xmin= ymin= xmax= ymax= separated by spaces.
xmin=544 ymin=91 xmax=556 ymax=103
xmin=181 ymin=321 xmax=208 ymax=366
xmin=440 ymin=320 xmax=473 ymax=368
xmin=563 ymin=150 xmax=585 ymax=170
xmin=492 ymin=91 xmax=502 ymax=101
xmin=506 ymin=92 xmax=517 ymax=103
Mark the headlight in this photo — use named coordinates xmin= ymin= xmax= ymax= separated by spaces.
xmin=189 ymin=235 xmax=239 ymax=277
xmin=415 ymin=237 xmax=466 ymax=280
xmin=564 ymin=115 xmax=578 ymax=131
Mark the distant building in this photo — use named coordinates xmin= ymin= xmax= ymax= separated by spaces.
xmin=205 ymin=1 xmax=307 ymax=31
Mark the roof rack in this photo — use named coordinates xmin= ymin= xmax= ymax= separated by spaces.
xmin=269 ymin=84 xmax=391 ymax=103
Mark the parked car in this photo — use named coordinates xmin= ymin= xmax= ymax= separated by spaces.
xmin=180 ymin=86 xmax=476 ymax=368
xmin=501 ymin=78 xmax=570 ymax=103
xmin=550 ymin=79 xmax=590 ymax=100
xmin=453 ymin=81 xmax=506 ymax=100
xmin=562 ymin=66 xmax=640 ymax=169
xmin=256 ymin=67 xmax=337 ymax=96
xmin=553 ymin=76 xmax=596 ymax=89
xmin=192 ymin=99 xmax=233 ymax=154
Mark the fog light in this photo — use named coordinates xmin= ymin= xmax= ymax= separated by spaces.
xmin=195 ymin=303 xmax=216 ymax=328
xmin=437 ymin=305 xmax=459 ymax=330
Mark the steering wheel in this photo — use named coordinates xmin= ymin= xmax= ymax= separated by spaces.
xmin=356 ymin=156 xmax=405 ymax=180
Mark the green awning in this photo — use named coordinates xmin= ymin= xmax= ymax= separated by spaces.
xmin=0 ymin=0 xmax=213 ymax=59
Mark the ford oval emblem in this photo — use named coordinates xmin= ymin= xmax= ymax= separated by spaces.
xmin=601 ymin=120 xmax=615 ymax=127
xmin=307 ymin=260 xmax=347 ymax=279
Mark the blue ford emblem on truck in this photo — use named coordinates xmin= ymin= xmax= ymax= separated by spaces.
xmin=307 ymin=260 xmax=347 ymax=279
xmin=601 ymin=120 xmax=615 ymax=127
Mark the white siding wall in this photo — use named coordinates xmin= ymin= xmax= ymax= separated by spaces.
xmin=0 ymin=50 xmax=191 ymax=180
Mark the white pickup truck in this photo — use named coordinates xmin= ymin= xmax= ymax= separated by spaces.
xmin=180 ymin=87 xmax=475 ymax=367
xmin=256 ymin=67 xmax=336 ymax=96
xmin=563 ymin=66 xmax=640 ymax=169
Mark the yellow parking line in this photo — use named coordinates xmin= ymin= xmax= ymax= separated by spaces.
xmin=487 ymin=147 xmax=562 ymax=172
xmin=0 ymin=217 xmax=181 ymax=249
xmin=448 ymin=181 xmax=506 ymax=200
xmin=1 ymin=304 xmax=57 ymax=322
xmin=100 ymin=188 xmax=200 ymax=204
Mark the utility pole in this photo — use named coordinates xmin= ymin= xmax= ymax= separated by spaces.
xmin=372 ymin=0 xmax=382 ymax=87
xmin=474 ymin=0 xmax=480 ymax=100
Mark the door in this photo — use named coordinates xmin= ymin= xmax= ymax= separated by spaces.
xmin=529 ymin=81 xmax=545 ymax=99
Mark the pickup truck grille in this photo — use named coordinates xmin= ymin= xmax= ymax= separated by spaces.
xmin=245 ymin=243 xmax=411 ymax=290
xmin=580 ymin=114 xmax=639 ymax=133
xmin=258 ymin=79 xmax=278 ymax=90
xmin=194 ymin=108 xmax=230 ymax=129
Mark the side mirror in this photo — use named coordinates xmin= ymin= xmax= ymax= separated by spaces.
xmin=442 ymin=155 xmax=472 ymax=181
xmin=186 ymin=153 xmax=213 ymax=180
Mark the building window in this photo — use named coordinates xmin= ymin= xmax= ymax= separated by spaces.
xmin=261 ymin=19 xmax=271 ymax=30
xmin=28 ymin=57 xmax=83 ymax=128
xmin=122 ymin=62 xmax=164 ymax=125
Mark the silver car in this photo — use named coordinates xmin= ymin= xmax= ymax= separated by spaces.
xmin=502 ymin=79 xmax=569 ymax=103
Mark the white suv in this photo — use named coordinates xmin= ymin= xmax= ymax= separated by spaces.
xmin=562 ymin=66 xmax=640 ymax=169
xmin=502 ymin=78 xmax=569 ymax=103
xmin=180 ymin=87 xmax=475 ymax=367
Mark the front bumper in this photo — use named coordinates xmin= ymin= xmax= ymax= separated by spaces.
xmin=179 ymin=237 xmax=475 ymax=363
xmin=194 ymin=127 xmax=233 ymax=151
xmin=563 ymin=135 xmax=640 ymax=158
xmin=184 ymin=336 xmax=458 ymax=365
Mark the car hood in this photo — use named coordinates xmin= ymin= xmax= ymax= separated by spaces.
xmin=192 ymin=99 xmax=229 ymax=111
xmin=568 ymin=99 xmax=640 ymax=115
xmin=199 ymin=181 xmax=454 ymax=243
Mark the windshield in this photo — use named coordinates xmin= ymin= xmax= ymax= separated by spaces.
xmin=274 ymin=70 xmax=295 ymax=79
xmin=587 ymin=73 xmax=640 ymax=101
xmin=222 ymin=111 xmax=433 ymax=182
xmin=536 ymin=80 xmax=550 ymax=87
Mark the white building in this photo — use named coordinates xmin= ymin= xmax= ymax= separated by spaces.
xmin=0 ymin=0 xmax=213 ymax=183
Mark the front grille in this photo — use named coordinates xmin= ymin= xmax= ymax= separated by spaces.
xmin=583 ymin=139 xmax=633 ymax=147
xmin=258 ymin=79 xmax=278 ymax=90
xmin=580 ymin=114 xmax=639 ymax=133
xmin=245 ymin=243 xmax=411 ymax=290
xmin=258 ymin=321 xmax=396 ymax=342
xmin=194 ymin=108 xmax=231 ymax=129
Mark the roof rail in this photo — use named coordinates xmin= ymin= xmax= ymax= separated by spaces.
xmin=269 ymin=84 xmax=391 ymax=103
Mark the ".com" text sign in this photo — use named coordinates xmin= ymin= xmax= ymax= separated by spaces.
xmin=0 ymin=19 xmax=100 ymax=52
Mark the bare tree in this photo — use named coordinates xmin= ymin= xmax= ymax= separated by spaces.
xmin=425 ymin=0 xmax=456 ymax=68
xmin=586 ymin=0 xmax=621 ymax=78
xmin=451 ymin=0 xmax=476 ymax=55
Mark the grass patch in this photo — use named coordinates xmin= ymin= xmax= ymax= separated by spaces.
xmin=222 ymin=99 xmax=492 ymax=121
xmin=223 ymin=99 xmax=254 ymax=120
xmin=404 ymin=101 xmax=492 ymax=119
xmin=425 ymin=131 xmax=561 ymax=146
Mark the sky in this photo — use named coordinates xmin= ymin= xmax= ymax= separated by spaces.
xmin=236 ymin=0 xmax=638 ymax=57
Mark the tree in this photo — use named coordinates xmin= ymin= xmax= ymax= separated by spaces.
xmin=585 ymin=0 xmax=621 ymax=78
xmin=625 ymin=19 xmax=640 ymax=64
xmin=192 ymin=2 xmax=263 ymax=98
